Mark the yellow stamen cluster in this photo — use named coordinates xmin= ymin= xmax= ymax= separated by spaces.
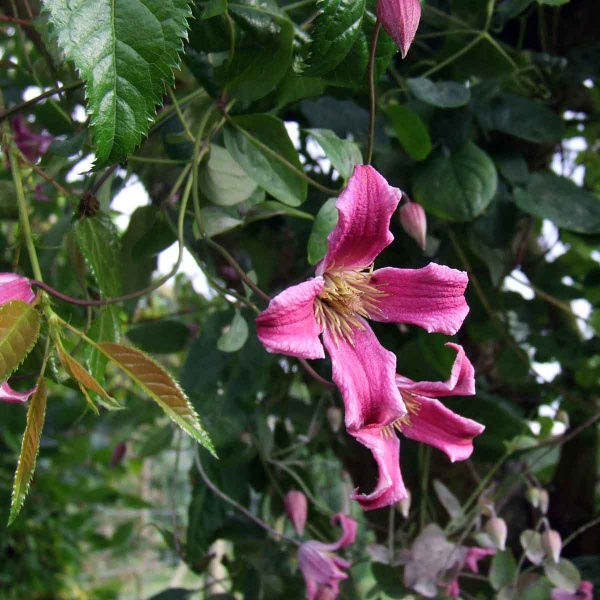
xmin=381 ymin=391 xmax=421 ymax=438
xmin=314 ymin=266 xmax=387 ymax=343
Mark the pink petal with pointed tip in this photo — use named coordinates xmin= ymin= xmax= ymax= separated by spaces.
xmin=370 ymin=264 xmax=469 ymax=335
xmin=256 ymin=278 xmax=325 ymax=359
xmin=395 ymin=343 xmax=475 ymax=398
xmin=401 ymin=395 xmax=484 ymax=462
xmin=316 ymin=165 xmax=401 ymax=276
xmin=326 ymin=513 xmax=358 ymax=550
xmin=0 ymin=273 xmax=35 ymax=305
xmin=350 ymin=427 xmax=407 ymax=511
xmin=322 ymin=319 xmax=405 ymax=431
xmin=0 ymin=381 xmax=37 ymax=404
xmin=464 ymin=547 xmax=496 ymax=574
xmin=298 ymin=542 xmax=347 ymax=600
xmin=377 ymin=0 xmax=422 ymax=59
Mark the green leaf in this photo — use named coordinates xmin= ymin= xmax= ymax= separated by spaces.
xmin=99 ymin=342 xmax=216 ymax=456
xmin=513 ymin=172 xmax=600 ymax=234
xmin=83 ymin=306 xmax=121 ymax=385
xmin=202 ymin=0 xmax=227 ymax=18
xmin=0 ymin=301 xmax=41 ymax=382
xmin=200 ymin=145 xmax=257 ymax=206
xmin=383 ymin=102 xmax=432 ymax=160
xmin=9 ymin=378 xmax=47 ymax=525
xmin=73 ymin=215 xmax=122 ymax=297
xmin=220 ymin=7 xmax=294 ymax=103
xmin=544 ymin=558 xmax=581 ymax=593
xmin=217 ymin=311 xmax=249 ymax=353
xmin=475 ymin=92 xmax=564 ymax=143
xmin=224 ymin=114 xmax=307 ymax=206
xmin=407 ymin=77 xmax=471 ymax=108
xmin=44 ymin=0 xmax=192 ymax=165
xmin=248 ymin=201 xmax=314 ymax=223
xmin=490 ymin=549 xmax=518 ymax=591
xmin=413 ymin=142 xmax=498 ymax=221
xmin=308 ymin=197 xmax=338 ymax=265
xmin=138 ymin=425 xmax=175 ymax=459
xmin=306 ymin=129 xmax=362 ymax=180
xmin=537 ymin=0 xmax=569 ymax=5
xmin=199 ymin=206 xmax=244 ymax=237
xmin=302 ymin=0 xmax=366 ymax=76
xmin=126 ymin=320 xmax=190 ymax=354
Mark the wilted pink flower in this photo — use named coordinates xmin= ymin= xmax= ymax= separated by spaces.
xmin=0 ymin=381 xmax=37 ymax=404
xmin=0 ymin=273 xmax=35 ymax=305
xmin=285 ymin=490 xmax=308 ymax=535
xmin=351 ymin=344 xmax=482 ymax=510
xmin=0 ymin=274 xmax=37 ymax=404
xmin=399 ymin=201 xmax=427 ymax=250
xmin=552 ymin=581 xmax=593 ymax=600
xmin=256 ymin=165 xmax=469 ymax=510
xmin=11 ymin=115 xmax=53 ymax=162
xmin=464 ymin=546 xmax=496 ymax=574
xmin=297 ymin=513 xmax=357 ymax=600
xmin=377 ymin=0 xmax=421 ymax=58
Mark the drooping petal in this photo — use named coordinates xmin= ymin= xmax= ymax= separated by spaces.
xmin=401 ymin=395 xmax=484 ymax=462
xmin=0 ymin=381 xmax=37 ymax=404
xmin=255 ymin=278 xmax=325 ymax=360
xmin=350 ymin=427 xmax=407 ymax=510
xmin=395 ymin=343 xmax=475 ymax=398
xmin=369 ymin=264 xmax=469 ymax=335
xmin=325 ymin=513 xmax=358 ymax=551
xmin=0 ymin=273 xmax=35 ymax=305
xmin=298 ymin=542 xmax=347 ymax=600
xmin=377 ymin=0 xmax=421 ymax=59
xmin=316 ymin=165 xmax=401 ymax=276
xmin=464 ymin=547 xmax=496 ymax=574
xmin=322 ymin=319 xmax=405 ymax=430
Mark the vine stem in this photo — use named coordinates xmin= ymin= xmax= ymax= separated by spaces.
xmin=366 ymin=22 xmax=381 ymax=166
xmin=194 ymin=452 xmax=299 ymax=546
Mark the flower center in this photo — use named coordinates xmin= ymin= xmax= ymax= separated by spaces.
xmin=314 ymin=266 xmax=386 ymax=342
xmin=381 ymin=391 xmax=421 ymax=438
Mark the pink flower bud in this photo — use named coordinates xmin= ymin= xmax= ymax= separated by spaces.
xmin=399 ymin=201 xmax=427 ymax=250
xmin=542 ymin=529 xmax=562 ymax=564
xmin=326 ymin=407 xmax=343 ymax=432
xmin=538 ymin=489 xmax=550 ymax=515
xmin=485 ymin=517 xmax=507 ymax=551
xmin=284 ymin=490 xmax=308 ymax=535
xmin=110 ymin=442 xmax=127 ymax=466
xmin=0 ymin=273 xmax=35 ymax=305
xmin=377 ymin=0 xmax=422 ymax=59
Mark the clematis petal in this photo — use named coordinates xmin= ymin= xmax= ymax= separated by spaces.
xmin=401 ymin=396 xmax=484 ymax=462
xmin=350 ymin=427 xmax=407 ymax=511
xmin=0 ymin=381 xmax=37 ymax=404
xmin=322 ymin=319 xmax=405 ymax=430
xmin=325 ymin=513 xmax=358 ymax=551
xmin=256 ymin=278 xmax=325 ymax=359
xmin=316 ymin=165 xmax=401 ymax=276
xmin=395 ymin=343 xmax=475 ymax=398
xmin=369 ymin=264 xmax=469 ymax=335
xmin=0 ymin=273 xmax=35 ymax=305
xmin=377 ymin=0 xmax=422 ymax=58
xmin=464 ymin=547 xmax=496 ymax=574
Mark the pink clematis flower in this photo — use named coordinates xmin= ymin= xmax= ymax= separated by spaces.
xmin=297 ymin=513 xmax=357 ymax=600
xmin=256 ymin=165 xmax=470 ymax=510
xmin=552 ymin=581 xmax=593 ymax=600
xmin=464 ymin=546 xmax=496 ymax=574
xmin=0 ymin=274 xmax=37 ymax=404
xmin=351 ymin=344 xmax=483 ymax=510
xmin=377 ymin=0 xmax=421 ymax=59
xmin=11 ymin=116 xmax=53 ymax=163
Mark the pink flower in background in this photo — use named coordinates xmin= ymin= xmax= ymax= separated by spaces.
xmin=551 ymin=581 xmax=593 ymax=600
xmin=285 ymin=490 xmax=308 ymax=535
xmin=0 ymin=274 xmax=37 ymax=404
xmin=11 ymin=116 xmax=53 ymax=162
xmin=464 ymin=546 xmax=496 ymax=574
xmin=33 ymin=184 xmax=50 ymax=202
xmin=297 ymin=513 xmax=357 ymax=600
xmin=377 ymin=0 xmax=421 ymax=58
xmin=256 ymin=165 xmax=470 ymax=510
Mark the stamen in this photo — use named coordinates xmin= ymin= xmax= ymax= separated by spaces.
xmin=314 ymin=264 xmax=389 ymax=343
xmin=380 ymin=392 xmax=422 ymax=438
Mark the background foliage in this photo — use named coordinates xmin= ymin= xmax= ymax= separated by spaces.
xmin=1 ymin=0 xmax=600 ymax=598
